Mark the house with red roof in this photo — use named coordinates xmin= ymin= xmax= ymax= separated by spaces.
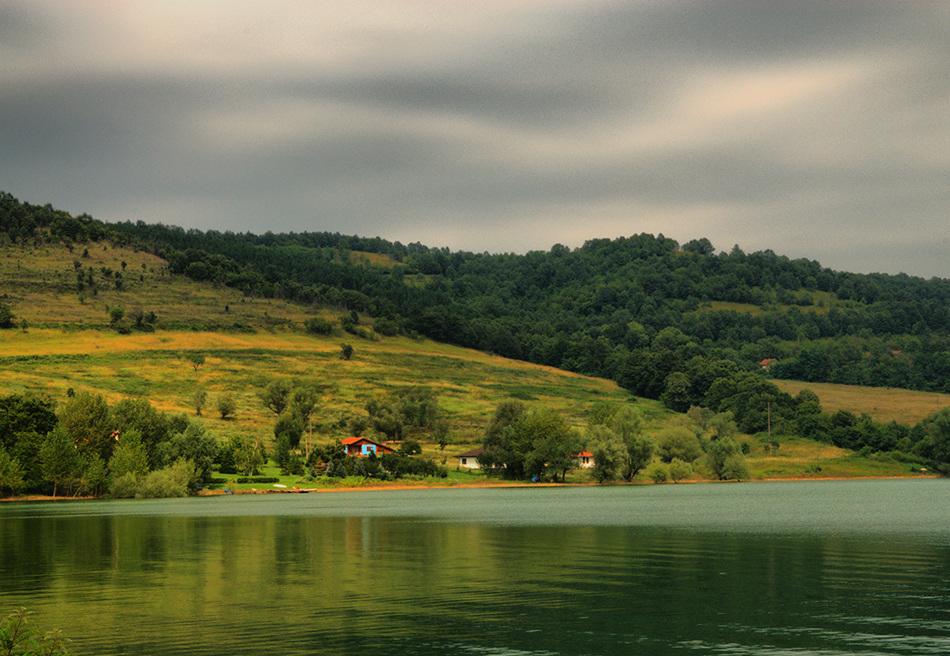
xmin=341 ymin=437 xmax=394 ymax=457
xmin=574 ymin=451 xmax=593 ymax=469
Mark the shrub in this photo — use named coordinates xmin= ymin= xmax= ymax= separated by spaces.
xmin=0 ymin=608 xmax=73 ymax=655
xmin=373 ymin=317 xmax=399 ymax=336
xmin=192 ymin=388 xmax=207 ymax=416
xmin=0 ymin=302 xmax=14 ymax=329
xmin=216 ymin=393 xmax=237 ymax=420
xmin=656 ymin=427 xmax=703 ymax=463
xmin=304 ymin=317 xmax=335 ymax=335
xmin=136 ymin=460 xmax=196 ymax=498
xmin=646 ymin=462 xmax=669 ymax=483
xmin=668 ymin=458 xmax=692 ymax=483
xmin=109 ymin=472 xmax=141 ymax=498
xmin=720 ymin=455 xmax=751 ymax=481
xmin=398 ymin=438 xmax=422 ymax=456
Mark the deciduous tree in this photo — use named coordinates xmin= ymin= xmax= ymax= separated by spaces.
xmin=259 ymin=379 xmax=292 ymax=415
xmin=60 ymin=392 xmax=113 ymax=461
xmin=40 ymin=426 xmax=80 ymax=497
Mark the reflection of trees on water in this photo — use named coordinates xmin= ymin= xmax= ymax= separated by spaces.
xmin=1 ymin=489 xmax=949 ymax=656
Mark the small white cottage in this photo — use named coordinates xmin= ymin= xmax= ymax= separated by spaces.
xmin=456 ymin=448 xmax=485 ymax=469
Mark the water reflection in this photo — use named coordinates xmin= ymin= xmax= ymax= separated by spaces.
xmin=1 ymin=481 xmax=949 ymax=655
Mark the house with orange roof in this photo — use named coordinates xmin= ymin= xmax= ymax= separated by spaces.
xmin=574 ymin=450 xmax=594 ymax=469
xmin=341 ymin=437 xmax=394 ymax=457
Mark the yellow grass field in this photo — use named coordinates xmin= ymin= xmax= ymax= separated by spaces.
xmin=0 ymin=327 xmax=643 ymax=452
xmin=771 ymin=379 xmax=950 ymax=426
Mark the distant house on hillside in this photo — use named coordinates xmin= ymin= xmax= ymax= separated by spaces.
xmin=574 ymin=451 xmax=593 ymax=469
xmin=760 ymin=358 xmax=778 ymax=370
xmin=456 ymin=448 xmax=484 ymax=469
xmin=341 ymin=437 xmax=394 ymax=457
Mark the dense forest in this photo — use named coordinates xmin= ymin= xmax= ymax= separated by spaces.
xmin=3 ymin=191 xmax=950 ymax=470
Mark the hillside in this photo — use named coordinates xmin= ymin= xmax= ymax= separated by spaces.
xmin=8 ymin=191 xmax=950 ymax=400
xmin=0 ymin=241 xmax=639 ymax=436
xmin=1 ymin=240 xmax=940 ymax=489
xmin=1 ymin=192 xmax=949 ymax=488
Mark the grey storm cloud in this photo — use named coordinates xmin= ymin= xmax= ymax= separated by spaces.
xmin=1 ymin=1 xmax=949 ymax=277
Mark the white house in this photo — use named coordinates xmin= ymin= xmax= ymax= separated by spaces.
xmin=456 ymin=448 xmax=485 ymax=469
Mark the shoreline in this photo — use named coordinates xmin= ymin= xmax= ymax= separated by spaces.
xmin=2 ymin=473 xmax=938 ymax=502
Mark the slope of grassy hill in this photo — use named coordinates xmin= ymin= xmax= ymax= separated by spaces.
xmin=0 ymin=242 xmax=650 ymax=469
xmin=770 ymin=379 xmax=950 ymax=427
xmin=0 ymin=241 xmax=308 ymax=329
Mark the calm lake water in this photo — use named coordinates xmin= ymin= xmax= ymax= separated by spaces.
xmin=1 ymin=479 xmax=949 ymax=656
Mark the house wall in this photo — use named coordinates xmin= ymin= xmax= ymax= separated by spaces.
xmin=458 ymin=457 xmax=481 ymax=469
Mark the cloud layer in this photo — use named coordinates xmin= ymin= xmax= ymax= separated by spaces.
xmin=2 ymin=1 xmax=949 ymax=277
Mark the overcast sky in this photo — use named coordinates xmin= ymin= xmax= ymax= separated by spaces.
xmin=2 ymin=2 xmax=949 ymax=278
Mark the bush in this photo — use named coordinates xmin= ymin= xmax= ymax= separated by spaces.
xmin=109 ymin=472 xmax=142 ymax=498
xmin=656 ymin=427 xmax=703 ymax=463
xmin=136 ymin=459 xmax=196 ymax=498
xmin=398 ymin=438 xmax=422 ymax=456
xmin=373 ymin=317 xmax=399 ymax=336
xmin=235 ymin=476 xmax=280 ymax=484
xmin=668 ymin=458 xmax=692 ymax=482
xmin=216 ymin=393 xmax=237 ymax=419
xmin=0 ymin=302 xmax=15 ymax=329
xmin=0 ymin=608 xmax=73 ymax=655
xmin=304 ymin=317 xmax=335 ymax=335
xmin=379 ymin=453 xmax=447 ymax=479
xmin=646 ymin=462 xmax=669 ymax=483
xmin=720 ymin=455 xmax=751 ymax=481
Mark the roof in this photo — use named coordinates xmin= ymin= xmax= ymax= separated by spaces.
xmin=574 ymin=451 xmax=593 ymax=458
xmin=341 ymin=436 xmax=389 ymax=448
xmin=340 ymin=436 xmax=395 ymax=455
xmin=456 ymin=448 xmax=485 ymax=458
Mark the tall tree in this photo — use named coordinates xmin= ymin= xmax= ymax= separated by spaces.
xmin=40 ymin=427 xmax=80 ymax=497
xmin=478 ymin=400 xmax=527 ymax=476
xmin=60 ymin=392 xmax=113 ymax=461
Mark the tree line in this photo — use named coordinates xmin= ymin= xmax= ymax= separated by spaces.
xmin=0 ymin=379 xmax=456 ymax=498
xmin=473 ymin=394 xmax=950 ymax=483
xmin=0 ymin=391 xmax=217 ymax=498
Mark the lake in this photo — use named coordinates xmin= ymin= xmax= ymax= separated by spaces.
xmin=1 ymin=479 xmax=949 ymax=655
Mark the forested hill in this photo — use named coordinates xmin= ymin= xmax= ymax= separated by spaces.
xmin=5 ymin=190 xmax=950 ymax=451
